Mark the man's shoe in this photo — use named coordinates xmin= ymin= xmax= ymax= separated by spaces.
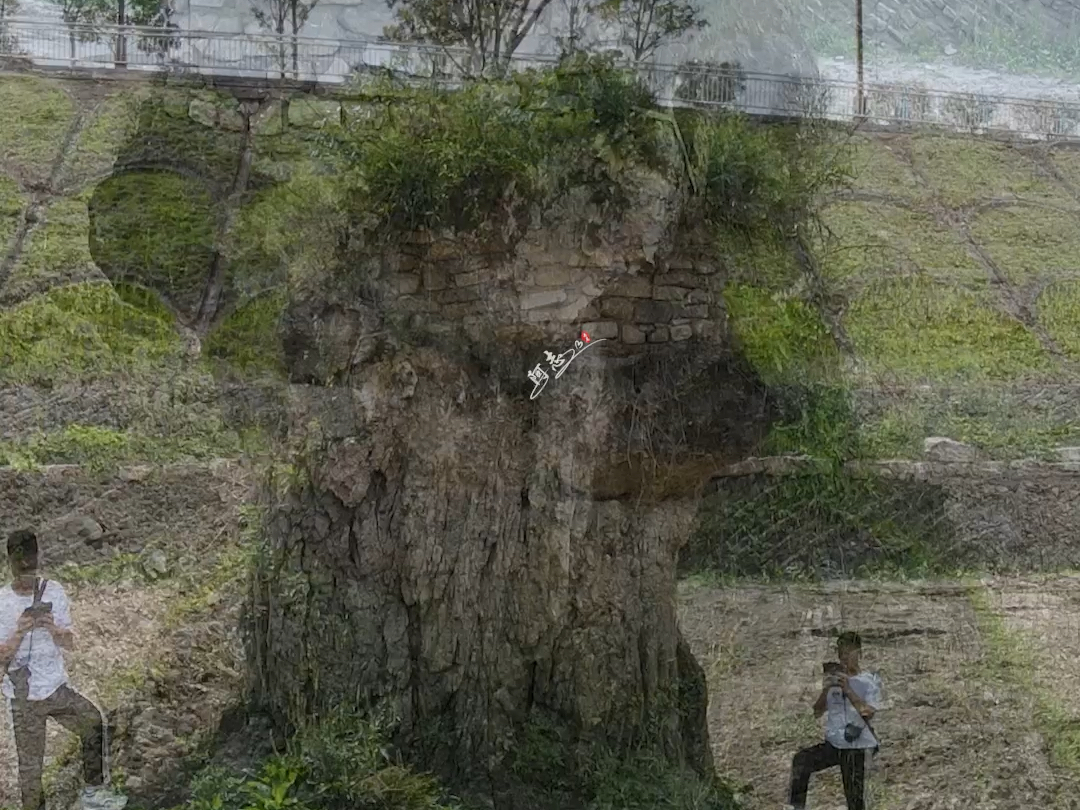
xmin=78 ymin=785 xmax=128 ymax=810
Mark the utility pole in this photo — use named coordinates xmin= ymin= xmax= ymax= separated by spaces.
xmin=856 ymin=0 xmax=865 ymax=119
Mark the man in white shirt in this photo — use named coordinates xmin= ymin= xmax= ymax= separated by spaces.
xmin=0 ymin=529 xmax=127 ymax=810
xmin=785 ymin=631 xmax=882 ymax=810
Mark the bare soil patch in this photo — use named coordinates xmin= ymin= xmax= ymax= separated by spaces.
xmin=678 ymin=577 xmax=1080 ymax=810
xmin=0 ymin=581 xmax=169 ymax=807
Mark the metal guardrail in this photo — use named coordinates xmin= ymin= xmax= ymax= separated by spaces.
xmin=3 ymin=16 xmax=1080 ymax=139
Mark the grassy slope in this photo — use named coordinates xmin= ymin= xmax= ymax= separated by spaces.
xmin=727 ymin=129 xmax=1080 ymax=460
xmin=0 ymin=73 xmax=299 ymax=468
xmin=7 ymin=72 xmax=1080 ymax=462
xmin=0 ymin=73 xmax=287 ymax=805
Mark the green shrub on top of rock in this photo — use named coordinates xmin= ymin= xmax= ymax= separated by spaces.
xmin=321 ymin=52 xmax=666 ymax=238
xmin=680 ymin=111 xmax=852 ymax=244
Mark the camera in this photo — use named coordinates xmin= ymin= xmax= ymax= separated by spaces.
xmin=23 ymin=602 xmax=52 ymax=619
xmin=822 ymin=661 xmax=843 ymax=675
xmin=844 ymin=723 xmax=864 ymax=743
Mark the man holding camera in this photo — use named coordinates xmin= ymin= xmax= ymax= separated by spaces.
xmin=785 ymin=630 xmax=882 ymax=810
xmin=0 ymin=529 xmax=127 ymax=810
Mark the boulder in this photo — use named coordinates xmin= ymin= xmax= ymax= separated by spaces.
xmin=923 ymin=437 xmax=978 ymax=462
xmin=141 ymin=549 xmax=169 ymax=580
xmin=62 ymin=515 xmax=104 ymax=546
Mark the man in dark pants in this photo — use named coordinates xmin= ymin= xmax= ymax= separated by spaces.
xmin=0 ymin=529 xmax=127 ymax=810
xmin=785 ymin=631 xmax=882 ymax=810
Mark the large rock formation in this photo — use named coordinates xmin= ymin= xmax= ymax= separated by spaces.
xmin=246 ymin=172 xmax=775 ymax=805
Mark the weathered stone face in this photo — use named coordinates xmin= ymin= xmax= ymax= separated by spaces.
xmin=253 ymin=174 xmax=775 ymax=803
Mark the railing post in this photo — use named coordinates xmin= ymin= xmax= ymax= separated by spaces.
xmin=115 ymin=0 xmax=128 ymax=67
xmin=856 ymin=0 xmax=866 ymax=120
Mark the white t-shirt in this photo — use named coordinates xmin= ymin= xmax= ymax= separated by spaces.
xmin=824 ymin=670 xmax=882 ymax=750
xmin=0 ymin=580 xmax=72 ymax=701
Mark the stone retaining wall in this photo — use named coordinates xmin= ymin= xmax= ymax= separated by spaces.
xmin=368 ymin=209 xmax=726 ymax=355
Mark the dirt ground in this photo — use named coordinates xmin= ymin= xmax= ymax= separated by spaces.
xmin=0 ymin=582 xmax=169 ymax=808
xmin=678 ymin=577 xmax=1080 ymax=810
xmin=5 ymin=572 xmax=1080 ymax=810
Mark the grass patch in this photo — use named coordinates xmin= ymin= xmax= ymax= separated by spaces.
xmin=847 ymin=135 xmax=928 ymax=201
xmin=859 ymin=394 xmax=1080 ymax=460
xmin=1040 ymin=280 xmax=1080 ymax=361
xmin=968 ymin=585 xmax=1080 ymax=776
xmin=0 ymin=76 xmax=75 ymax=185
xmin=56 ymin=552 xmax=145 ymax=588
xmin=7 ymin=194 xmax=96 ymax=299
xmin=1047 ymin=148 xmax=1080 ymax=190
xmin=0 ymin=423 xmax=257 ymax=472
xmin=0 ymin=282 xmax=183 ymax=385
xmin=0 ymin=173 xmax=25 ymax=251
xmin=816 ymin=200 xmax=981 ymax=281
xmin=969 ymin=205 xmax=1080 ymax=282
xmin=844 ymin=276 xmax=1053 ymax=383
xmin=57 ymin=91 xmax=146 ymax=193
xmin=89 ymin=170 xmax=218 ymax=318
xmin=724 ymin=283 xmax=839 ymax=384
xmin=906 ymin=136 xmax=1072 ymax=209
xmin=205 ymin=290 xmax=287 ymax=376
